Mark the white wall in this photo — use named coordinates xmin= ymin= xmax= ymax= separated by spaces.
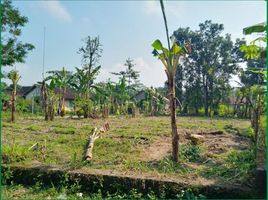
xmin=25 ymin=87 xmax=41 ymax=100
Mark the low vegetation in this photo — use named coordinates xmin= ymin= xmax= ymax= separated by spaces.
xmin=2 ymin=115 xmax=254 ymax=185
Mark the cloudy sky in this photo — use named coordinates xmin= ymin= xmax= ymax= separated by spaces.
xmin=9 ymin=0 xmax=266 ymax=87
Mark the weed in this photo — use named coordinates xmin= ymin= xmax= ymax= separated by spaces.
xmin=180 ymin=144 xmax=202 ymax=162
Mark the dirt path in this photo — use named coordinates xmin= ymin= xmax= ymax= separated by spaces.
xmin=140 ymin=136 xmax=171 ymax=161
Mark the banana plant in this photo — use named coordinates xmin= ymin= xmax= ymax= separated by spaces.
xmin=240 ymin=22 xmax=267 ymax=152
xmin=7 ymin=70 xmax=21 ymax=122
xmin=47 ymin=67 xmax=73 ymax=116
xmin=240 ymin=22 xmax=266 ymax=60
xmin=47 ymin=78 xmax=59 ymax=121
xmin=151 ymin=0 xmax=190 ymax=162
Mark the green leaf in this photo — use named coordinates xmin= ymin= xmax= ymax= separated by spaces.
xmin=152 ymin=49 xmax=159 ymax=56
xmin=171 ymin=42 xmax=182 ymax=55
xmin=248 ymin=68 xmax=267 ymax=81
xmin=152 ymin=39 xmax=163 ymax=50
xmin=243 ymin=22 xmax=266 ymax=35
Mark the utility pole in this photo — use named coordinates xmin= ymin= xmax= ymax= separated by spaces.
xmin=42 ymin=26 xmax=46 ymax=80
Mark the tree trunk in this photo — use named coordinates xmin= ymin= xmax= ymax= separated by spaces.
xmin=49 ymin=100 xmax=55 ymax=121
xmin=41 ymin=82 xmax=49 ymax=121
xmin=169 ymin=78 xmax=179 ymax=162
xmin=11 ymin=82 xmax=16 ymax=122
xmin=203 ymin=76 xmax=209 ymax=116
xmin=60 ymin=87 xmax=66 ymax=117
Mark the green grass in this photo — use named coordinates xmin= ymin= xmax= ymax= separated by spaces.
xmin=26 ymin=124 xmax=43 ymax=131
xmin=2 ymin=145 xmax=33 ymax=164
xmin=2 ymin=114 xmax=254 ymax=184
xmin=53 ymin=127 xmax=76 ymax=134
xmin=200 ymin=149 xmax=256 ymax=183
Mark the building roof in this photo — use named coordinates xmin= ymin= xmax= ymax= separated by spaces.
xmin=21 ymin=85 xmax=39 ymax=97
xmin=6 ymin=85 xmax=75 ymax=100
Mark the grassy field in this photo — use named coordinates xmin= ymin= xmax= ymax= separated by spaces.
xmin=2 ymin=114 xmax=256 ymax=198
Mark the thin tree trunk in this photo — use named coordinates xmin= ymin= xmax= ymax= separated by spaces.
xmin=203 ymin=76 xmax=209 ymax=116
xmin=60 ymin=87 xmax=66 ymax=117
xmin=42 ymin=82 xmax=49 ymax=121
xmin=11 ymin=82 xmax=16 ymax=122
xmin=49 ymin=100 xmax=55 ymax=121
xmin=169 ymin=78 xmax=179 ymax=162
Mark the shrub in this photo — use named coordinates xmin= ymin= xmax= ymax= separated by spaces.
xmin=16 ymin=97 xmax=32 ymax=112
xmin=180 ymin=144 xmax=202 ymax=162
xmin=218 ymin=104 xmax=231 ymax=117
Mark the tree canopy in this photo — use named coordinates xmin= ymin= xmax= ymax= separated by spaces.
xmin=1 ymin=0 xmax=34 ymax=67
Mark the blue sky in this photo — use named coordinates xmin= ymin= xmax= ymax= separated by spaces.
xmin=9 ymin=0 xmax=266 ymax=87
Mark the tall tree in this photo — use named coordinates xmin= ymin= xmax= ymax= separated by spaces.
xmin=75 ymin=36 xmax=103 ymax=118
xmin=111 ymin=58 xmax=140 ymax=96
xmin=152 ymin=0 xmax=190 ymax=162
xmin=1 ymin=0 xmax=34 ymax=67
xmin=78 ymin=36 xmax=102 ymax=96
xmin=172 ymin=21 xmax=239 ymax=116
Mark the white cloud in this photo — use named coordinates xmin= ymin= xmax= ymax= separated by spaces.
xmin=145 ymin=1 xmax=160 ymax=15
xmin=39 ymin=1 xmax=72 ymax=22
xmin=134 ymin=57 xmax=166 ymax=87
xmin=97 ymin=57 xmax=166 ymax=87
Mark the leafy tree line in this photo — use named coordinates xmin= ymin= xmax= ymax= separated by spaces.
xmin=170 ymin=20 xmax=266 ymax=118
xmin=40 ymin=36 xmax=168 ymax=120
xmin=0 ymin=0 xmax=167 ymax=121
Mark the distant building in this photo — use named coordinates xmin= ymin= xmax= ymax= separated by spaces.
xmin=17 ymin=85 xmax=75 ymax=112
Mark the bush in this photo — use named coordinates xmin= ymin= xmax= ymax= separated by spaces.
xmin=16 ymin=97 xmax=32 ymax=112
xmin=198 ymin=108 xmax=205 ymax=115
xmin=180 ymin=144 xmax=202 ymax=162
xmin=218 ymin=104 xmax=232 ymax=117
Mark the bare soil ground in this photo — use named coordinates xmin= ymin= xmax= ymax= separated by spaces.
xmin=140 ymin=129 xmax=251 ymax=162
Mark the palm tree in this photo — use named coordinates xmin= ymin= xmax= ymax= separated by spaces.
xmin=8 ymin=70 xmax=21 ymax=122
xmin=151 ymin=0 xmax=190 ymax=162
